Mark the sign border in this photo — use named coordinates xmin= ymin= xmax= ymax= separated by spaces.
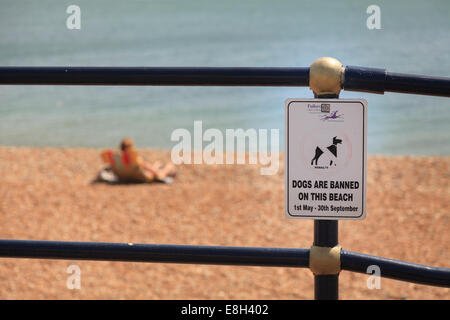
xmin=285 ymin=99 xmax=367 ymax=220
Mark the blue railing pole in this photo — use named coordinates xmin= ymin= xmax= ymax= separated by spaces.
xmin=0 ymin=240 xmax=310 ymax=268
xmin=0 ymin=239 xmax=448 ymax=288
xmin=0 ymin=67 xmax=310 ymax=87
xmin=308 ymin=59 xmax=342 ymax=300
xmin=344 ymin=66 xmax=450 ymax=97
xmin=341 ymin=250 xmax=450 ymax=288
xmin=312 ymin=93 xmax=340 ymax=300
xmin=0 ymin=65 xmax=449 ymax=97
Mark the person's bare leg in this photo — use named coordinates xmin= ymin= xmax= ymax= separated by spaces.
xmin=164 ymin=163 xmax=176 ymax=177
xmin=156 ymin=163 xmax=176 ymax=179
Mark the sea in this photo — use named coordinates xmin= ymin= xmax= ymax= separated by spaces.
xmin=0 ymin=0 xmax=449 ymax=155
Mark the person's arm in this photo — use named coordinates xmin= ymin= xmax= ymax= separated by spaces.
xmin=129 ymin=148 xmax=158 ymax=175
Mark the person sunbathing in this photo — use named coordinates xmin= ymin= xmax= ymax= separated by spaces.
xmin=100 ymin=138 xmax=176 ymax=184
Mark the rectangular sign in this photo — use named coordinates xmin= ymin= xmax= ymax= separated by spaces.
xmin=285 ymin=99 xmax=367 ymax=220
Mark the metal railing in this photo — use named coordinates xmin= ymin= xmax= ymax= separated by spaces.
xmin=0 ymin=58 xmax=449 ymax=299
xmin=0 ymin=65 xmax=449 ymax=97
xmin=0 ymin=239 xmax=448 ymax=288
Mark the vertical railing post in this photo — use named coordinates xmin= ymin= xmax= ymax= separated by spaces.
xmin=308 ymin=57 xmax=344 ymax=300
xmin=313 ymin=91 xmax=340 ymax=300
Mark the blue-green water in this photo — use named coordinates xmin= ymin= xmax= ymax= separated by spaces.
xmin=0 ymin=0 xmax=449 ymax=155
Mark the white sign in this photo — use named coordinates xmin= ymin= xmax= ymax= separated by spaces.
xmin=285 ymin=99 xmax=367 ymax=220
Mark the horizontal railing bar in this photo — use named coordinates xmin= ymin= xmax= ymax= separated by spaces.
xmin=0 ymin=67 xmax=310 ymax=87
xmin=0 ymin=65 xmax=449 ymax=97
xmin=0 ymin=239 xmax=310 ymax=268
xmin=384 ymin=71 xmax=450 ymax=97
xmin=344 ymin=66 xmax=450 ymax=97
xmin=341 ymin=250 xmax=450 ymax=288
xmin=1 ymin=240 xmax=449 ymax=288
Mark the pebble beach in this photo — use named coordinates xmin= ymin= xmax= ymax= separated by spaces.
xmin=0 ymin=147 xmax=448 ymax=299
